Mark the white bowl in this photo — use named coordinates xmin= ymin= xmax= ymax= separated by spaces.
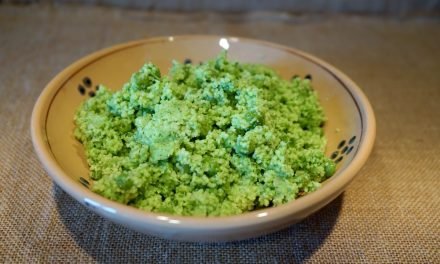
xmin=31 ymin=35 xmax=375 ymax=242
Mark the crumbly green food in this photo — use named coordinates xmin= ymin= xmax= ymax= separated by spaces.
xmin=74 ymin=53 xmax=335 ymax=216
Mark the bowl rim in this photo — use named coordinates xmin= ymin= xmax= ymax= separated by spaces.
xmin=31 ymin=35 xmax=376 ymax=230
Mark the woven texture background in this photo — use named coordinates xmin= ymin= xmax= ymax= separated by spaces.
xmin=1 ymin=5 xmax=439 ymax=263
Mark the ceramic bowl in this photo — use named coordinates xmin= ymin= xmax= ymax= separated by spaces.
xmin=31 ymin=35 xmax=375 ymax=242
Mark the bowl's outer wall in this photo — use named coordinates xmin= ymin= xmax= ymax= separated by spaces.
xmin=32 ymin=36 xmax=374 ymax=242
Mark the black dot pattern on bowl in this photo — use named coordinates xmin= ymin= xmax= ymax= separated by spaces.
xmin=78 ymin=85 xmax=86 ymax=95
xmin=305 ymin=74 xmax=312 ymax=80
xmin=79 ymin=177 xmax=90 ymax=188
xmin=77 ymin=77 xmax=98 ymax=98
xmin=349 ymin=135 xmax=357 ymax=144
xmin=338 ymin=140 xmax=346 ymax=149
xmin=83 ymin=77 xmax=92 ymax=87
xmin=184 ymin=58 xmax=192 ymax=64
xmin=330 ymin=135 xmax=357 ymax=164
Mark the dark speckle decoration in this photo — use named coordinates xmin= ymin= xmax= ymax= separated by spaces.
xmin=79 ymin=177 xmax=90 ymax=189
xmin=78 ymin=77 xmax=100 ymax=98
xmin=184 ymin=58 xmax=192 ymax=64
xmin=330 ymin=135 xmax=358 ymax=164
xmin=338 ymin=140 xmax=346 ymax=149
xmin=349 ymin=135 xmax=357 ymax=144
xmin=83 ymin=77 xmax=92 ymax=87
xmin=305 ymin=74 xmax=312 ymax=80
xmin=78 ymin=85 xmax=86 ymax=95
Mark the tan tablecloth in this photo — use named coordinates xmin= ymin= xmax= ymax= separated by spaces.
xmin=1 ymin=5 xmax=439 ymax=263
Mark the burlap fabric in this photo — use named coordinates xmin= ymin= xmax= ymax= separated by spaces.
xmin=1 ymin=5 xmax=439 ymax=263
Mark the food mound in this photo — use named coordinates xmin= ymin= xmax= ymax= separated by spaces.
xmin=74 ymin=53 xmax=335 ymax=216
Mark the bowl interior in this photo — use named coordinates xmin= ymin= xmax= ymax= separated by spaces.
xmin=44 ymin=36 xmax=362 ymax=193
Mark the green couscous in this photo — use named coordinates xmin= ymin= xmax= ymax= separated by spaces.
xmin=74 ymin=53 xmax=335 ymax=216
